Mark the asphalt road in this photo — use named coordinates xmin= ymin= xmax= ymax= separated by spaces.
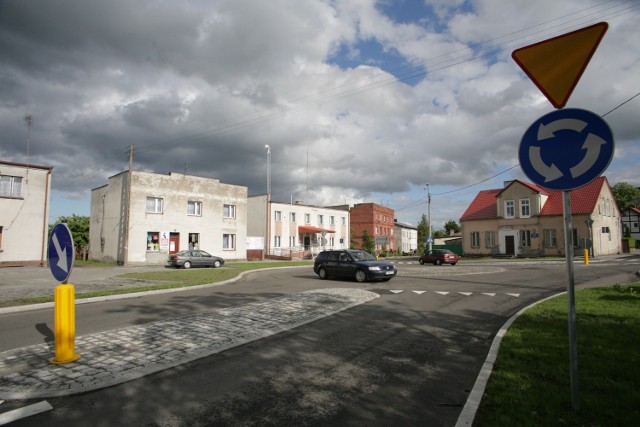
xmin=1 ymin=256 xmax=639 ymax=426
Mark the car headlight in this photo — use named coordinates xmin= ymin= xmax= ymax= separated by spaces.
xmin=368 ymin=266 xmax=381 ymax=271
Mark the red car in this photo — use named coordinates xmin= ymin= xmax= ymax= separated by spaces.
xmin=419 ymin=249 xmax=459 ymax=265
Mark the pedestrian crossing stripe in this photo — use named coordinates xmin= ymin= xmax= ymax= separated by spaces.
xmin=386 ymin=290 xmax=521 ymax=297
xmin=458 ymin=292 xmax=472 ymax=296
xmin=436 ymin=291 xmax=449 ymax=295
xmin=506 ymin=293 xmax=521 ymax=297
xmin=412 ymin=291 xmax=426 ymax=295
xmin=482 ymin=293 xmax=496 ymax=297
xmin=389 ymin=290 xmax=404 ymax=294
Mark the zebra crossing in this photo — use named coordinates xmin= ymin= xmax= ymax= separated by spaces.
xmin=384 ymin=289 xmax=520 ymax=297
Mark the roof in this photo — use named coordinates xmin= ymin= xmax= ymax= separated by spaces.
xmin=460 ymin=177 xmax=609 ymax=221
xmin=298 ymin=225 xmax=335 ymax=234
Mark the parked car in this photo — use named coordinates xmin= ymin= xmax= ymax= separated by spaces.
xmin=313 ymin=249 xmax=397 ymax=282
xmin=167 ymin=250 xmax=225 ymax=269
xmin=419 ymin=249 xmax=459 ymax=265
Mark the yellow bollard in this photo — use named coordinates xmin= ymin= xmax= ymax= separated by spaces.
xmin=50 ymin=284 xmax=81 ymax=364
xmin=583 ymin=249 xmax=589 ymax=265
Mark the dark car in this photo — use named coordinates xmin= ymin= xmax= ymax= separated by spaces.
xmin=313 ymin=249 xmax=397 ymax=282
xmin=167 ymin=250 xmax=225 ymax=269
xmin=419 ymin=249 xmax=459 ymax=265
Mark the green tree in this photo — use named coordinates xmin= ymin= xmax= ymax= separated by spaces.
xmin=49 ymin=214 xmax=90 ymax=252
xmin=416 ymin=214 xmax=429 ymax=251
xmin=361 ymin=230 xmax=375 ymax=255
xmin=444 ymin=219 xmax=461 ymax=235
xmin=611 ymin=182 xmax=640 ymax=211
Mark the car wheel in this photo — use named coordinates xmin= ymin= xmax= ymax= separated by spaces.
xmin=418 ymin=258 xmax=425 ymax=265
xmin=355 ymin=269 xmax=367 ymax=283
xmin=318 ymin=267 xmax=328 ymax=280
xmin=183 ymin=261 xmax=192 ymax=269
xmin=434 ymin=259 xmax=441 ymax=265
xmin=213 ymin=260 xmax=221 ymax=268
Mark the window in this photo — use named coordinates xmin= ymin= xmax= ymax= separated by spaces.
xmin=188 ymin=233 xmax=199 ymax=250
xmin=223 ymin=234 xmax=235 ymax=250
xmin=146 ymin=197 xmax=163 ymax=213
xmin=187 ymin=201 xmax=202 ymax=216
xmin=485 ymin=231 xmax=496 ymax=248
xmin=543 ymin=229 xmax=557 ymax=247
xmin=318 ymin=214 xmax=324 ymax=224
xmin=274 ymin=236 xmax=281 ymax=247
xmin=289 ymin=236 xmax=296 ymax=247
xmin=471 ymin=231 xmax=480 ymax=248
xmin=290 ymin=212 xmax=296 ymax=223
xmin=223 ymin=204 xmax=236 ymax=218
xmin=520 ymin=230 xmax=531 ymax=247
xmin=601 ymin=226 xmax=610 ymax=233
xmin=305 ymin=213 xmax=311 ymax=223
xmin=520 ymin=199 xmax=530 ymax=218
xmin=330 ymin=216 xmax=335 ymax=225
xmin=274 ymin=211 xmax=282 ymax=222
xmin=572 ymin=228 xmax=578 ymax=247
xmin=0 ymin=175 xmax=23 ymax=198
xmin=0 ymin=226 xmax=3 ymax=250
xmin=329 ymin=237 xmax=335 ymax=246
xmin=341 ymin=217 xmax=346 ymax=225
xmin=505 ymin=200 xmax=515 ymax=218
xmin=147 ymin=231 xmax=160 ymax=251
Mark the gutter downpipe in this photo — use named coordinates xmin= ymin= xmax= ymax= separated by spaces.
xmin=40 ymin=167 xmax=52 ymax=267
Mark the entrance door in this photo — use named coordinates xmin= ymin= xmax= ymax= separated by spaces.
xmin=505 ymin=235 xmax=515 ymax=256
xmin=304 ymin=236 xmax=311 ymax=250
xmin=169 ymin=233 xmax=180 ymax=254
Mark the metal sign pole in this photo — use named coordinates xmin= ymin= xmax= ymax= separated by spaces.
xmin=563 ymin=190 xmax=580 ymax=411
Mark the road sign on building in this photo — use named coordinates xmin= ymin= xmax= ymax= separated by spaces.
xmin=518 ymin=108 xmax=614 ymax=191
xmin=48 ymin=223 xmax=75 ymax=283
xmin=512 ymin=22 xmax=608 ymax=108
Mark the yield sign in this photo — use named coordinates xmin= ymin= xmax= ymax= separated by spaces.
xmin=512 ymin=22 xmax=608 ymax=108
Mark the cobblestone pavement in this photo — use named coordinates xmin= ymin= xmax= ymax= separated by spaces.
xmin=0 ymin=288 xmax=379 ymax=400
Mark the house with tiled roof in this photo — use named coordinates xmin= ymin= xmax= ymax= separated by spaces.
xmin=621 ymin=207 xmax=640 ymax=242
xmin=459 ymin=177 xmax=621 ymax=257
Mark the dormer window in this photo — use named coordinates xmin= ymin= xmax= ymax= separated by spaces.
xmin=505 ymin=200 xmax=515 ymax=218
xmin=520 ymin=198 xmax=531 ymax=218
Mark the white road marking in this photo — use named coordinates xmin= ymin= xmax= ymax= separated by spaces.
xmin=389 ymin=290 xmax=404 ymax=294
xmin=482 ymin=293 xmax=496 ymax=297
xmin=506 ymin=293 xmax=521 ymax=297
xmin=0 ymin=401 xmax=53 ymax=425
xmin=458 ymin=292 xmax=473 ymax=296
xmin=412 ymin=291 xmax=426 ymax=295
xmin=436 ymin=291 xmax=450 ymax=296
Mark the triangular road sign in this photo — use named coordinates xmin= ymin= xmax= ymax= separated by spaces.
xmin=512 ymin=22 xmax=608 ymax=108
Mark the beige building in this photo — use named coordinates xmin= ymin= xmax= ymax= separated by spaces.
xmin=460 ymin=177 xmax=621 ymax=257
xmin=247 ymin=196 xmax=349 ymax=259
xmin=394 ymin=220 xmax=418 ymax=254
xmin=0 ymin=160 xmax=52 ymax=267
xmin=90 ymin=170 xmax=247 ymax=264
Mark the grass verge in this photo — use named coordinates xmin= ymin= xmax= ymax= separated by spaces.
xmin=475 ymin=283 xmax=640 ymax=426
xmin=0 ymin=261 xmax=312 ymax=308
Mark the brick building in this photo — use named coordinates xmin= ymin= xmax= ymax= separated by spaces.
xmin=350 ymin=203 xmax=395 ymax=253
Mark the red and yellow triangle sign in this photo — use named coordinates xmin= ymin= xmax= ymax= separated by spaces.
xmin=512 ymin=22 xmax=608 ymax=109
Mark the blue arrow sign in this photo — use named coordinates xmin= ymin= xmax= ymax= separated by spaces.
xmin=48 ymin=223 xmax=75 ymax=283
xmin=518 ymin=108 xmax=614 ymax=191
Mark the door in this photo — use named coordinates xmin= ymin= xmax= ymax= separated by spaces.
xmin=169 ymin=233 xmax=180 ymax=254
xmin=505 ymin=236 xmax=515 ymax=256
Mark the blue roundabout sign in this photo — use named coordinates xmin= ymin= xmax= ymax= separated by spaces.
xmin=518 ymin=108 xmax=614 ymax=191
xmin=48 ymin=223 xmax=75 ymax=283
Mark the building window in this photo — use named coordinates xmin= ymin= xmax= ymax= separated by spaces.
xmin=289 ymin=236 xmax=296 ymax=247
xmin=146 ymin=197 xmax=163 ymax=213
xmin=188 ymin=233 xmax=199 ymax=250
xmin=572 ymin=228 xmax=578 ymax=247
xmin=505 ymin=200 xmax=515 ymax=218
xmin=520 ymin=230 xmax=532 ymax=247
xmin=330 ymin=216 xmax=335 ymax=225
xmin=305 ymin=213 xmax=311 ymax=223
xmin=187 ymin=201 xmax=202 ymax=216
xmin=601 ymin=226 xmax=610 ymax=233
xmin=520 ymin=199 xmax=530 ymax=218
xmin=275 ymin=211 xmax=282 ymax=222
xmin=0 ymin=226 xmax=3 ymax=250
xmin=329 ymin=237 xmax=335 ymax=246
xmin=471 ymin=231 xmax=480 ymax=248
xmin=147 ymin=231 xmax=160 ymax=251
xmin=290 ymin=212 xmax=296 ymax=223
xmin=0 ymin=175 xmax=23 ymax=198
xmin=318 ymin=214 xmax=324 ymax=224
xmin=223 ymin=234 xmax=235 ymax=250
xmin=223 ymin=204 xmax=236 ymax=218
xmin=543 ymin=229 xmax=557 ymax=247
xmin=341 ymin=217 xmax=346 ymax=225
xmin=485 ymin=231 xmax=496 ymax=248
xmin=274 ymin=236 xmax=281 ymax=247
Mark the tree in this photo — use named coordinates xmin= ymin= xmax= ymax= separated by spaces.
xmin=416 ymin=214 xmax=429 ymax=250
xmin=360 ymin=230 xmax=375 ymax=255
xmin=611 ymin=182 xmax=640 ymax=211
xmin=49 ymin=214 xmax=90 ymax=252
xmin=444 ymin=219 xmax=461 ymax=235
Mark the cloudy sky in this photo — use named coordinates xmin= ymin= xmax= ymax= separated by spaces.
xmin=1 ymin=0 xmax=639 ymax=229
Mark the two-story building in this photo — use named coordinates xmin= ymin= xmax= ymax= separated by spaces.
xmin=247 ymin=196 xmax=349 ymax=259
xmin=90 ymin=170 xmax=247 ymax=265
xmin=460 ymin=177 xmax=620 ymax=257
xmin=394 ymin=220 xmax=418 ymax=254
xmin=621 ymin=207 xmax=640 ymax=242
xmin=0 ymin=160 xmax=53 ymax=267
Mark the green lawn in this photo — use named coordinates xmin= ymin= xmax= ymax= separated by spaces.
xmin=475 ymin=283 xmax=640 ymax=426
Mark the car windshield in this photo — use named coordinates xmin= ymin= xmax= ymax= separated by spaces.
xmin=350 ymin=251 xmax=376 ymax=261
xmin=441 ymin=250 xmax=454 ymax=254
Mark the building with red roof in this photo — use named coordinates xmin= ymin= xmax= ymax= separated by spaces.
xmin=459 ymin=176 xmax=621 ymax=257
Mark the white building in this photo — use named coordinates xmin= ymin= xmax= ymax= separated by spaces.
xmin=247 ymin=195 xmax=349 ymax=259
xmin=0 ymin=160 xmax=52 ymax=267
xmin=90 ymin=170 xmax=247 ymax=265
xmin=394 ymin=220 xmax=418 ymax=254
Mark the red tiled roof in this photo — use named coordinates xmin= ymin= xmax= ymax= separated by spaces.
xmin=460 ymin=177 xmax=608 ymax=221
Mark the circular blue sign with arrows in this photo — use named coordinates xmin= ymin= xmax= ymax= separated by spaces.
xmin=519 ymin=108 xmax=614 ymax=191
xmin=48 ymin=223 xmax=75 ymax=283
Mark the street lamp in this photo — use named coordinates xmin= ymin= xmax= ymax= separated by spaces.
xmin=425 ymin=183 xmax=432 ymax=252
xmin=265 ymin=144 xmax=271 ymax=195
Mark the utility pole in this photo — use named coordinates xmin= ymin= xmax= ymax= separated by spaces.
xmin=426 ymin=183 xmax=432 ymax=252
xmin=265 ymin=145 xmax=271 ymax=258
xmin=122 ymin=145 xmax=133 ymax=266
xmin=24 ymin=115 xmax=32 ymax=181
